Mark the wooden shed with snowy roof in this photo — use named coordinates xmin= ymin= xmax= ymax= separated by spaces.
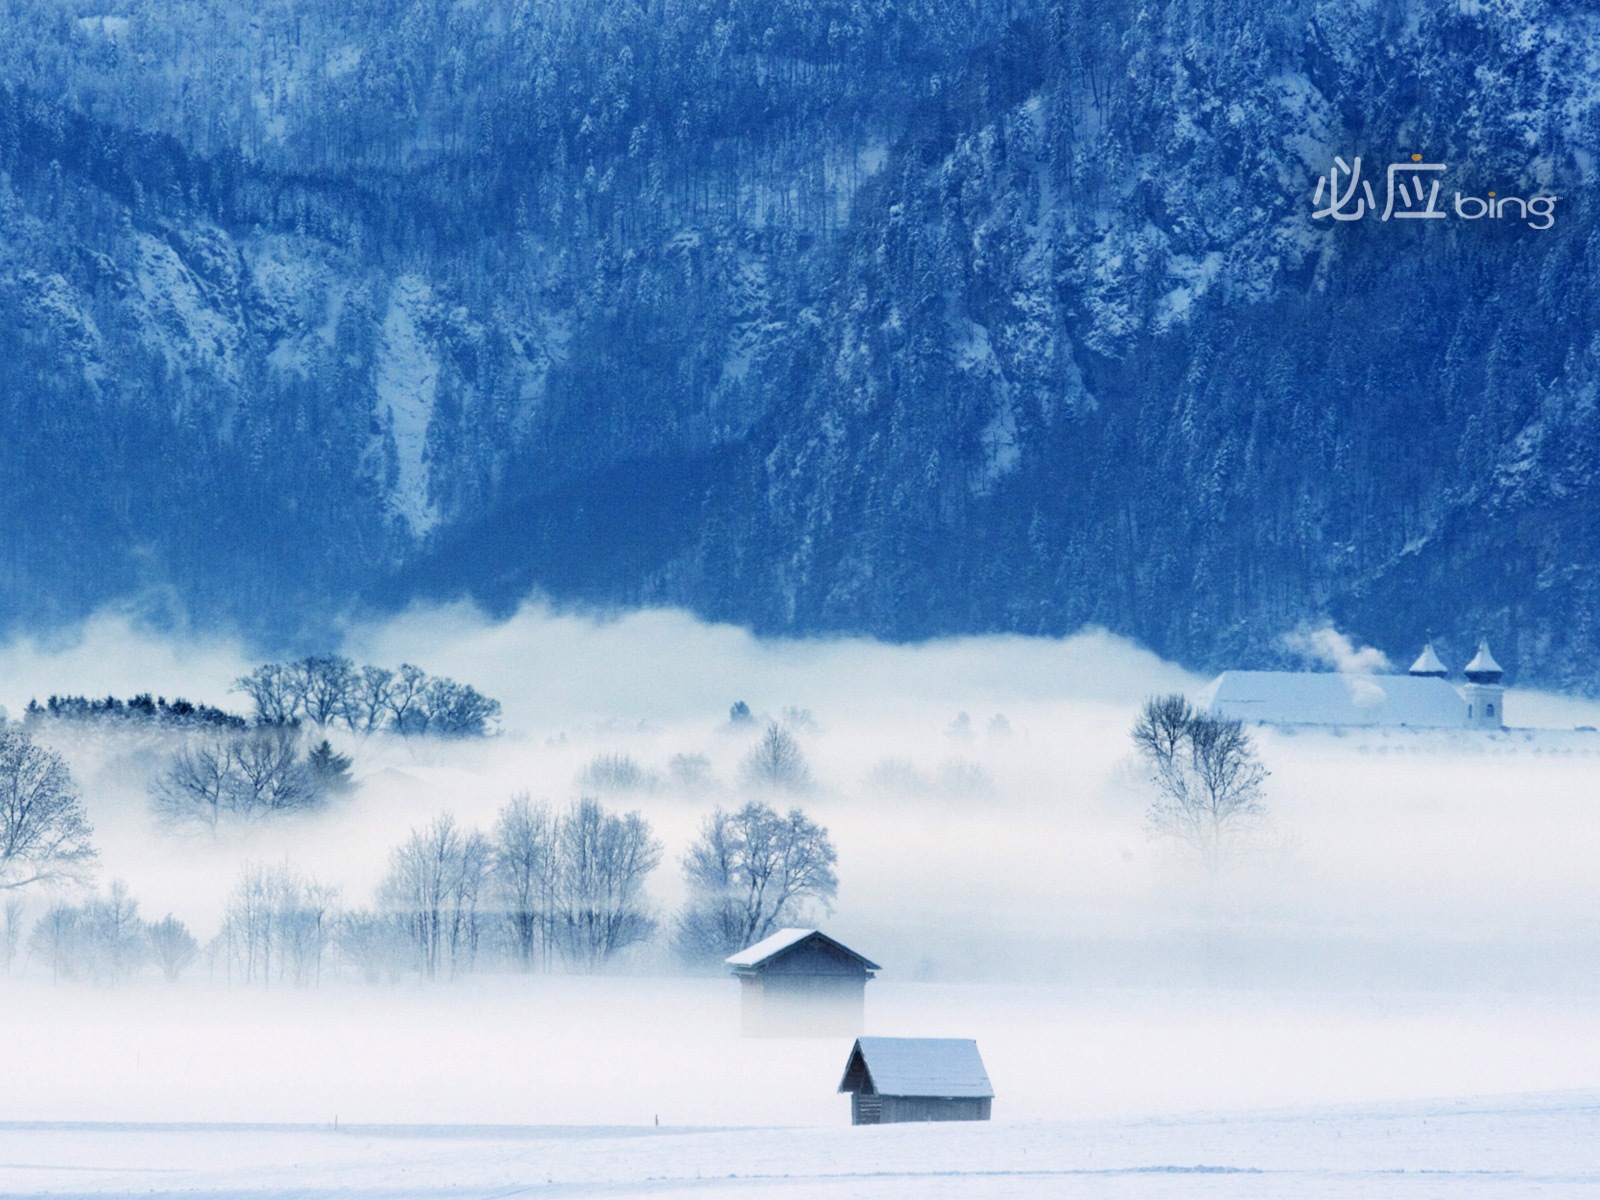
xmin=725 ymin=929 xmax=879 ymax=1037
xmin=838 ymin=1037 xmax=994 ymax=1124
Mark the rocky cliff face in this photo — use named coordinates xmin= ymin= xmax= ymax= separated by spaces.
xmin=1 ymin=1 xmax=1595 ymax=687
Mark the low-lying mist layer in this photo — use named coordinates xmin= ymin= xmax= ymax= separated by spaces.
xmin=1 ymin=603 xmax=1598 ymax=991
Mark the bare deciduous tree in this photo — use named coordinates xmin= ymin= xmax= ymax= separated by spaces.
xmin=421 ymin=679 xmax=502 ymax=738
xmin=217 ymin=863 xmax=273 ymax=985
xmin=300 ymin=656 xmax=357 ymax=728
xmin=233 ymin=662 xmax=305 ymax=725
xmin=150 ymin=737 xmax=236 ymax=827
xmin=26 ymin=881 xmax=146 ymax=984
xmin=146 ymin=914 xmax=200 ymax=982
xmin=552 ymin=798 xmax=661 ymax=971
xmin=150 ymin=730 xmax=326 ymax=825
xmin=29 ymin=903 xmax=78 ymax=983
xmin=352 ymin=666 xmax=396 ymax=733
xmin=0 ymin=727 xmax=96 ymax=892
xmin=384 ymin=664 xmax=431 ymax=733
xmin=232 ymin=728 xmax=317 ymax=813
xmin=1132 ymin=694 xmax=1269 ymax=872
xmin=2 ymin=896 xmax=23 ymax=975
xmin=739 ymin=722 xmax=813 ymax=792
xmin=676 ymin=801 xmax=838 ymax=963
xmin=667 ymin=753 xmax=714 ymax=791
xmin=335 ymin=909 xmax=409 ymax=984
xmin=491 ymin=794 xmax=559 ymax=971
xmin=578 ymin=753 xmax=657 ymax=793
xmin=380 ymin=814 xmax=492 ymax=980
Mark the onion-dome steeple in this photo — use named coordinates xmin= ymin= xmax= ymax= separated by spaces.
xmin=1408 ymin=639 xmax=1448 ymax=678
xmin=1463 ymin=637 xmax=1504 ymax=684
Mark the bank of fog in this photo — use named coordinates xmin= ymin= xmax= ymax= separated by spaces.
xmin=2 ymin=606 xmax=1599 ymax=992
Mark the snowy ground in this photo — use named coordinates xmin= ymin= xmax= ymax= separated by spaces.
xmin=3 ymin=977 xmax=1600 ymax=1197
xmin=3 ymin=1093 xmax=1598 ymax=1198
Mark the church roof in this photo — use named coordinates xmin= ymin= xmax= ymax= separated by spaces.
xmin=1201 ymin=671 xmax=1468 ymax=728
xmin=1463 ymin=638 xmax=1504 ymax=684
xmin=838 ymin=1038 xmax=994 ymax=1099
xmin=1408 ymin=642 xmax=1448 ymax=677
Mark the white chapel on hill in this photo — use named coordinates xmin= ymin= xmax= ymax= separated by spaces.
xmin=1202 ymin=637 xmax=1506 ymax=729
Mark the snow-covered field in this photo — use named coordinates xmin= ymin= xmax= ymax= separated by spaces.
xmin=3 ymin=975 xmax=1600 ymax=1196
xmin=4 ymin=1094 xmax=1599 ymax=1197
xmin=2 ymin=607 xmax=1599 ymax=1195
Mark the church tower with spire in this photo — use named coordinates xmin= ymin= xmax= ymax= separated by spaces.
xmin=1459 ymin=637 xmax=1505 ymax=729
xmin=1408 ymin=637 xmax=1448 ymax=679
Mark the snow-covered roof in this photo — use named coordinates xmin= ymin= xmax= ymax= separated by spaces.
xmin=1201 ymin=671 xmax=1468 ymax=728
xmin=839 ymin=1037 xmax=994 ymax=1099
xmin=1408 ymin=642 xmax=1448 ymax=677
xmin=1464 ymin=639 xmax=1504 ymax=683
xmin=724 ymin=928 xmax=880 ymax=971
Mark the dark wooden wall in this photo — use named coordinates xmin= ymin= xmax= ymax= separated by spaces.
xmin=850 ymin=1093 xmax=992 ymax=1124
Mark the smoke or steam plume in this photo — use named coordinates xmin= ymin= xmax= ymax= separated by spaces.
xmin=1283 ymin=623 xmax=1392 ymax=675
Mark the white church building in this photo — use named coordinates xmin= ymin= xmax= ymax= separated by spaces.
xmin=1202 ymin=638 xmax=1506 ymax=730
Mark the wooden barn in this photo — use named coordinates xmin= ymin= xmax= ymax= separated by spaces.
xmin=725 ymin=929 xmax=879 ymax=1037
xmin=837 ymin=1037 xmax=994 ymax=1125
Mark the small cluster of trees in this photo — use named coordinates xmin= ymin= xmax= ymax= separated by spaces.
xmin=579 ymin=753 xmax=660 ymax=793
xmin=215 ymin=863 xmax=336 ymax=987
xmin=234 ymin=657 xmax=500 ymax=738
xmin=357 ymin=798 xmax=664 ymax=980
xmin=24 ymin=694 xmax=247 ymax=730
xmin=26 ymin=883 xmax=199 ymax=984
xmin=575 ymin=723 xmax=816 ymax=797
xmin=1132 ymin=694 xmax=1270 ymax=872
xmin=149 ymin=730 xmax=352 ymax=825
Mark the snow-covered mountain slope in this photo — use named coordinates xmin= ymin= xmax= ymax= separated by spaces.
xmin=0 ymin=0 xmax=1595 ymax=686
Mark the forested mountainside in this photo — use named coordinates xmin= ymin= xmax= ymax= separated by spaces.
xmin=0 ymin=0 xmax=1596 ymax=687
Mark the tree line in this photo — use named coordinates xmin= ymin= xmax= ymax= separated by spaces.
xmin=233 ymin=657 xmax=501 ymax=738
xmin=24 ymin=694 xmax=247 ymax=730
xmin=19 ymin=656 xmax=500 ymax=746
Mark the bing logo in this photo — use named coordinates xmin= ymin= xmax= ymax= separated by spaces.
xmin=1312 ymin=155 xmax=1558 ymax=229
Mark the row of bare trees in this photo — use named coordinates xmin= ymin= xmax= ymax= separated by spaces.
xmin=176 ymin=795 xmax=837 ymax=985
xmin=336 ymin=793 xmax=839 ymax=981
xmin=366 ymin=798 xmax=664 ymax=980
xmin=336 ymin=794 xmax=838 ymax=981
xmin=215 ymin=863 xmax=338 ymax=987
xmin=23 ymin=882 xmax=199 ymax=984
xmin=234 ymin=657 xmax=500 ymax=738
